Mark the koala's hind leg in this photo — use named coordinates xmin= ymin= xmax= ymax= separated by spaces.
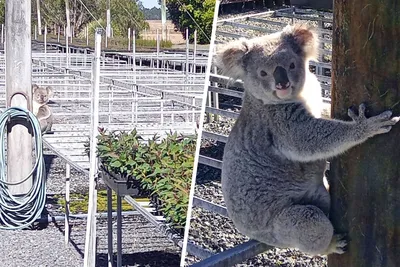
xmin=272 ymin=205 xmax=346 ymax=255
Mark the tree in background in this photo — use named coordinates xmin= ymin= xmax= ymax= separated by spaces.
xmin=0 ymin=0 xmax=4 ymax=25
xmin=25 ymin=0 xmax=149 ymax=38
xmin=95 ymin=0 xmax=149 ymax=37
xmin=166 ymin=0 xmax=215 ymax=44
xmin=38 ymin=0 xmax=93 ymax=32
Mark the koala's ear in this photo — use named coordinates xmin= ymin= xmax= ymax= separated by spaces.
xmin=283 ymin=23 xmax=318 ymax=60
xmin=46 ymin=86 xmax=53 ymax=97
xmin=214 ymin=39 xmax=253 ymax=79
xmin=32 ymin=84 xmax=38 ymax=93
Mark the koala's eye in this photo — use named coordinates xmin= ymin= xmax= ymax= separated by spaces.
xmin=289 ymin=63 xmax=295 ymax=69
xmin=260 ymin=70 xmax=267 ymax=77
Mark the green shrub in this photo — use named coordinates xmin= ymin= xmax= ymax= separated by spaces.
xmin=85 ymin=128 xmax=197 ymax=229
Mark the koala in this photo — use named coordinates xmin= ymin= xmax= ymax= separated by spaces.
xmin=36 ymin=105 xmax=53 ymax=134
xmin=216 ymin=24 xmax=400 ymax=256
xmin=32 ymin=84 xmax=53 ymax=116
xmin=32 ymin=84 xmax=54 ymax=134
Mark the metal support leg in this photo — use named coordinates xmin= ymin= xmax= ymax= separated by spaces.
xmin=116 ymin=195 xmax=122 ymax=267
xmin=65 ymin=163 xmax=71 ymax=246
xmin=107 ymin=187 xmax=113 ymax=267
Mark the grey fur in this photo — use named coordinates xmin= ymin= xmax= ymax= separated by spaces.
xmin=36 ymin=105 xmax=53 ymax=134
xmin=32 ymin=84 xmax=53 ymax=115
xmin=32 ymin=84 xmax=54 ymax=134
xmin=217 ymin=24 xmax=400 ymax=255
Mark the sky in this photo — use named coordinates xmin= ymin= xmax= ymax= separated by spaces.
xmin=141 ymin=0 xmax=161 ymax=8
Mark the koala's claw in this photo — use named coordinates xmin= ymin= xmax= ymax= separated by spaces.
xmin=348 ymin=103 xmax=367 ymax=121
xmin=376 ymin=110 xmax=392 ymax=120
xmin=358 ymin=103 xmax=366 ymax=116
xmin=348 ymin=104 xmax=399 ymax=137
xmin=325 ymin=234 xmax=348 ymax=255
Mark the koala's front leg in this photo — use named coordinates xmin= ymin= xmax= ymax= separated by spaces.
xmin=278 ymin=103 xmax=399 ymax=162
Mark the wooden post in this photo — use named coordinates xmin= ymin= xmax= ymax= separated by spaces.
xmin=83 ymin=28 xmax=101 ymax=267
xmin=6 ymin=0 xmax=33 ymax=194
xmin=328 ymin=1 xmax=400 ymax=267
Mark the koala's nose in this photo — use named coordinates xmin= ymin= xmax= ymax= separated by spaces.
xmin=273 ymin=66 xmax=290 ymax=90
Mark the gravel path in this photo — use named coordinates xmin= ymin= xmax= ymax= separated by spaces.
xmin=0 ymin=149 xmax=181 ymax=267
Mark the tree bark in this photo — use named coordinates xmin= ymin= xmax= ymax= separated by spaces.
xmin=328 ymin=1 xmax=400 ymax=267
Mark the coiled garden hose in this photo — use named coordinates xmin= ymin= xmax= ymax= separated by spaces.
xmin=0 ymin=107 xmax=46 ymax=230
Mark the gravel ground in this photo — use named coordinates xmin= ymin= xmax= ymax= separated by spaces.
xmin=0 ymin=149 xmax=181 ymax=267
xmin=184 ymin=7 xmax=333 ymax=266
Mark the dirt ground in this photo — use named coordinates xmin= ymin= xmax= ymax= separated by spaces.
xmin=144 ymin=20 xmax=186 ymax=44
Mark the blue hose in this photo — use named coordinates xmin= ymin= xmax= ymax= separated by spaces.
xmin=0 ymin=107 xmax=46 ymax=230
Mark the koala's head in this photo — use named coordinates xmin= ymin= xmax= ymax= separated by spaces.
xmin=32 ymin=84 xmax=53 ymax=104
xmin=214 ymin=24 xmax=318 ymax=104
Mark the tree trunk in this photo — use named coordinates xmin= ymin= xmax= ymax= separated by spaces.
xmin=328 ymin=1 xmax=400 ymax=267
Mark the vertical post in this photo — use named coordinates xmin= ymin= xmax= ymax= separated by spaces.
xmin=213 ymin=64 xmax=220 ymax=122
xmin=193 ymin=30 xmax=197 ymax=73
xmin=134 ymin=86 xmax=138 ymax=123
xmin=66 ymin=26 xmax=69 ymax=68
xmin=105 ymin=33 xmax=108 ymax=48
xmin=36 ymin=0 xmax=41 ymax=35
xmin=161 ymin=0 xmax=167 ymax=40
xmin=83 ymin=28 xmax=102 ymax=267
xmin=86 ymin=25 xmax=89 ymax=46
xmin=106 ymin=0 xmax=111 ymax=38
xmin=65 ymin=0 xmax=71 ymax=44
xmin=160 ymin=92 xmax=164 ymax=125
xmin=156 ymin=29 xmax=160 ymax=68
xmin=107 ymin=187 xmax=113 ymax=267
xmin=44 ymin=24 xmax=47 ymax=54
xmin=132 ymin=30 xmax=136 ymax=84
xmin=185 ymin=28 xmax=189 ymax=85
xmin=6 ymin=0 xmax=33 ymax=194
xmin=116 ymin=196 xmax=122 ymax=267
xmin=128 ymin=28 xmax=130 ymax=51
xmin=65 ymin=163 xmax=71 ymax=246
xmin=34 ymin=25 xmax=37 ymax=40
xmin=1 ymin=24 xmax=4 ymax=44
xmin=57 ymin=26 xmax=60 ymax=43
xmin=328 ymin=1 xmax=400 ymax=267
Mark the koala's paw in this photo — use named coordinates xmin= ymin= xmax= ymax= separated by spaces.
xmin=348 ymin=103 xmax=400 ymax=137
xmin=325 ymin=234 xmax=348 ymax=255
